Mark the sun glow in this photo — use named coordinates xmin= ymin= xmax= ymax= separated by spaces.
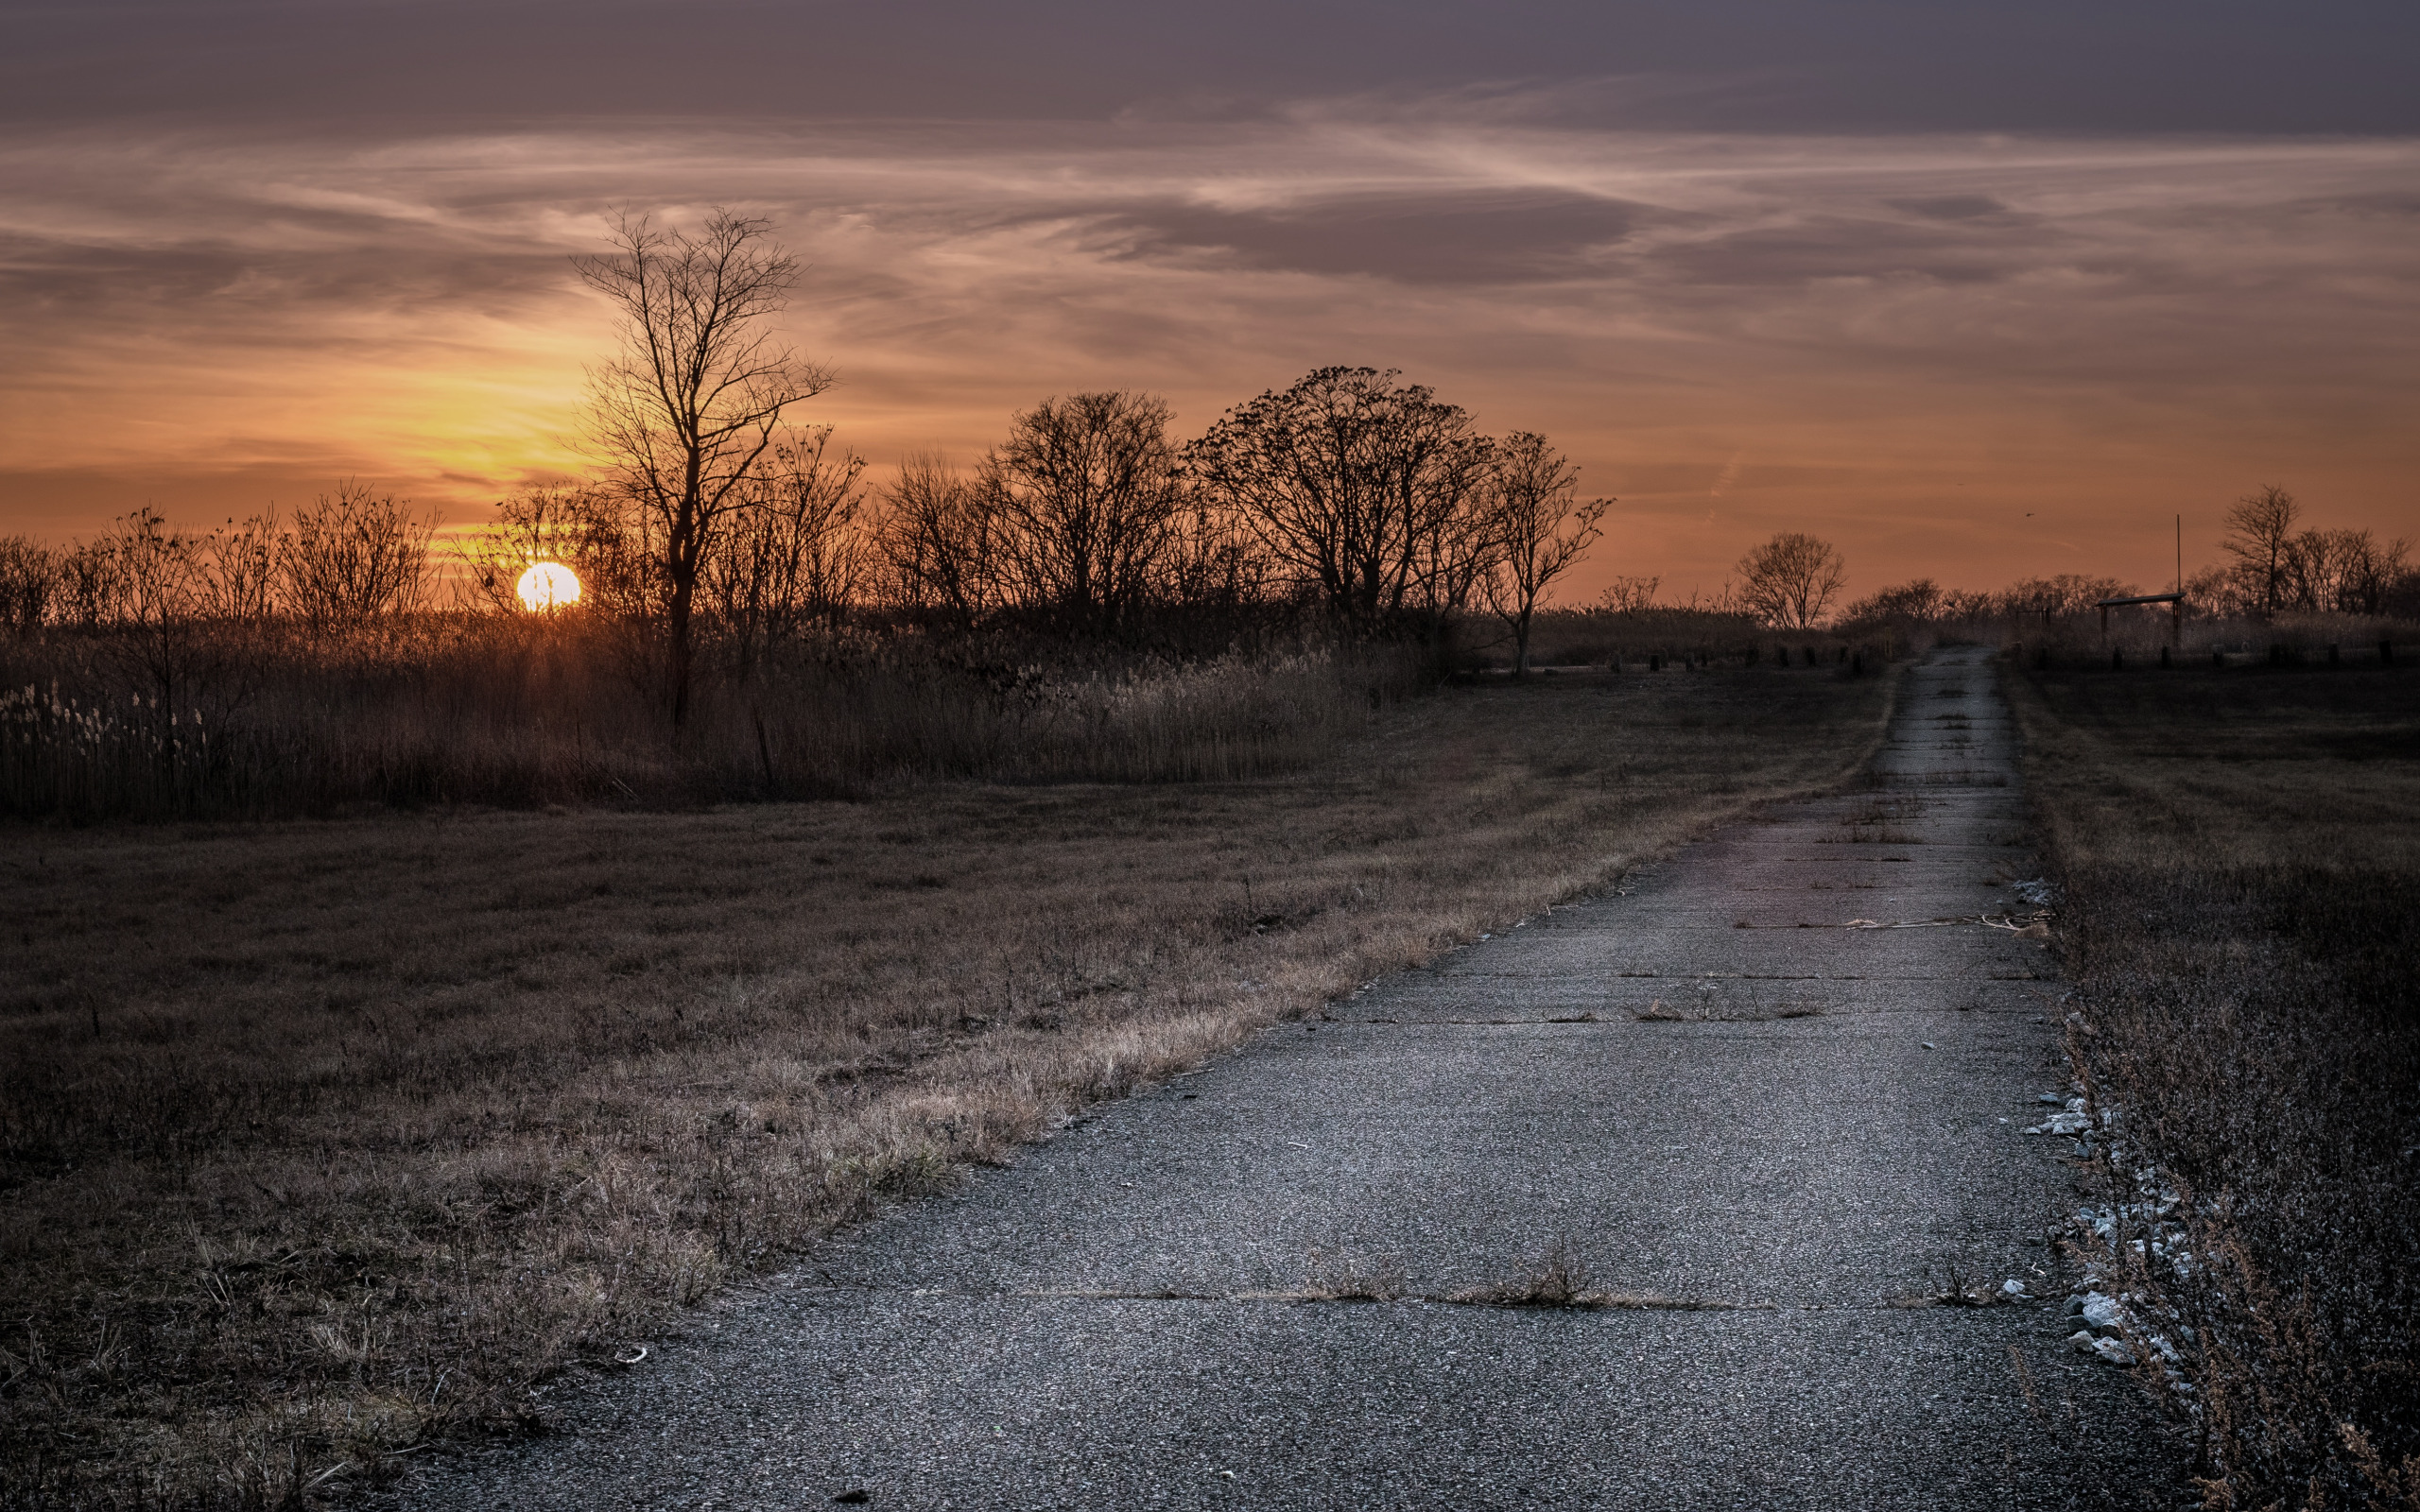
xmin=515 ymin=561 xmax=581 ymax=611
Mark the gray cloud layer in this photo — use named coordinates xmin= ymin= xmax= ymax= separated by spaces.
xmin=8 ymin=1 xmax=2417 ymax=134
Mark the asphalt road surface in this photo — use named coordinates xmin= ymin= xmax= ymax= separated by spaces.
xmin=396 ymin=647 xmax=2177 ymax=1510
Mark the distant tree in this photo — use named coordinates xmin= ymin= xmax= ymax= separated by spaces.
xmin=198 ymin=511 xmax=285 ymax=626
xmin=985 ymin=391 xmax=1186 ymax=633
xmin=1735 ymin=532 xmax=1846 ymax=629
xmin=2221 ymin=484 xmax=2300 ymax=617
xmin=1186 ymin=367 xmax=1497 ymax=634
xmin=875 ymin=455 xmax=999 ymax=633
xmin=0 ymin=537 xmax=60 ymax=632
xmin=103 ymin=506 xmax=205 ymax=631
xmin=89 ymin=507 xmax=214 ymax=714
xmin=281 ymin=482 xmax=436 ymax=630
xmin=1842 ymin=578 xmax=1945 ymax=625
xmin=56 ymin=539 xmax=124 ymax=629
xmin=577 ymin=210 xmax=832 ymax=725
xmin=1479 ymin=432 xmax=1606 ymax=677
xmin=707 ymin=425 xmax=870 ymax=671
xmin=457 ymin=484 xmax=643 ymax=618
xmin=2278 ymin=525 xmax=2410 ymax=616
xmin=2184 ymin=564 xmax=2253 ymax=618
xmin=1157 ymin=492 xmax=1278 ymax=625
xmin=2334 ymin=530 xmax=2412 ymax=616
xmin=1997 ymin=574 xmax=2135 ymax=621
xmin=1593 ymin=576 xmax=1660 ymax=614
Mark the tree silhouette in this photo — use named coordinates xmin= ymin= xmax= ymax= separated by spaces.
xmin=1736 ymin=532 xmax=1845 ymax=629
xmin=578 ymin=210 xmax=831 ymax=726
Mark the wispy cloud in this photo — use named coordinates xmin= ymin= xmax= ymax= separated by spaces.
xmin=2 ymin=106 xmax=2415 ymax=593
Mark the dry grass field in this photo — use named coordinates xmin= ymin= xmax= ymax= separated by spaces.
xmin=2011 ymin=659 xmax=2420 ymax=1509
xmin=1 ymin=665 xmax=1891 ymax=1509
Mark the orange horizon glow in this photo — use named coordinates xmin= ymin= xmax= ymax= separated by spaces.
xmin=3 ymin=120 xmax=2415 ymax=605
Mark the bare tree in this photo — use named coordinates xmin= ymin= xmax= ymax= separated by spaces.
xmin=199 ymin=511 xmax=285 ymax=626
xmin=2276 ymin=525 xmax=2411 ymax=615
xmin=707 ymin=425 xmax=870 ymax=672
xmin=578 ymin=210 xmax=832 ymax=725
xmin=875 ymin=454 xmax=999 ymax=633
xmin=2333 ymin=530 xmax=2412 ymax=616
xmin=0 ymin=537 xmax=60 ymax=632
xmin=1158 ymin=493 xmax=1278 ymax=624
xmin=91 ymin=507 xmax=212 ymax=715
xmin=1997 ymin=574 xmax=2135 ymax=621
xmin=1405 ymin=429 xmax=1504 ymax=620
xmin=984 ymin=391 xmax=1186 ymax=633
xmin=2221 ymin=484 xmax=2299 ymax=617
xmin=1595 ymin=576 xmax=1660 ymax=613
xmin=1735 ymin=532 xmax=1846 ymax=629
xmin=456 ymin=484 xmax=644 ymax=617
xmin=1479 ymin=433 xmax=1606 ymax=677
xmin=282 ymin=482 xmax=436 ymax=630
xmin=1186 ymin=367 xmax=1496 ymax=634
xmin=57 ymin=538 xmax=126 ymax=629
xmin=1842 ymin=578 xmax=1945 ymax=624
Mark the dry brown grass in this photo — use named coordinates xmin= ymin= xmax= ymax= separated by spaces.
xmin=2010 ymin=657 xmax=2420 ymax=1510
xmin=0 ymin=665 xmax=1889 ymax=1509
xmin=0 ymin=622 xmax=1426 ymax=818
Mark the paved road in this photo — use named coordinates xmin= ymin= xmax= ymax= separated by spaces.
xmin=398 ymin=648 xmax=2176 ymax=1510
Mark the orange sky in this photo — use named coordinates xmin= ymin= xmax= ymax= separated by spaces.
xmin=3 ymin=115 xmax=2415 ymax=604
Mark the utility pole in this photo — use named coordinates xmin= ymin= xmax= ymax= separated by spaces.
xmin=2173 ymin=513 xmax=2183 ymax=645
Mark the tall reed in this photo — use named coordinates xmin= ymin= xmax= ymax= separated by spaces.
xmin=1 ymin=617 xmax=1427 ymax=820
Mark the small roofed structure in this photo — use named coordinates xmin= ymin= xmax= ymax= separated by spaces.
xmin=2097 ymin=591 xmax=2184 ymax=642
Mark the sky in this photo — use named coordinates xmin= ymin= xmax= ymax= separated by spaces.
xmin=3 ymin=1 xmax=2416 ymax=602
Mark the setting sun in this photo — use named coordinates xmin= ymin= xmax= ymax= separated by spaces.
xmin=515 ymin=560 xmax=580 ymax=610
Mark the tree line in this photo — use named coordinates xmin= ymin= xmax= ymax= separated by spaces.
xmin=6 ymin=211 xmax=2407 ymax=712
xmin=0 ymin=214 xmax=1615 ymax=725
xmin=1835 ymin=486 xmax=2415 ymax=629
xmin=0 ymin=489 xmax=437 ymax=637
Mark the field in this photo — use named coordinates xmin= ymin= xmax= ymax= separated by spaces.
xmin=2010 ymin=660 xmax=2420 ymax=1509
xmin=0 ymin=664 xmax=1891 ymax=1509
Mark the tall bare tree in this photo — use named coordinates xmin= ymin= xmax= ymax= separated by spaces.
xmin=2221 ymin=484 xmax=2299 ymax=618
xmin=984 ymin=391 xmax=1186 ymax=633
xmin=1479 ymin=433 xmax=1606 ymax=676
xmin=1735 ymin=531 xmax=1846 ymax=629
xmin=1185 ymin=367 xmax=1496 ymax=634
xmin=578 ymin=210 xmax=832 ymax=725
